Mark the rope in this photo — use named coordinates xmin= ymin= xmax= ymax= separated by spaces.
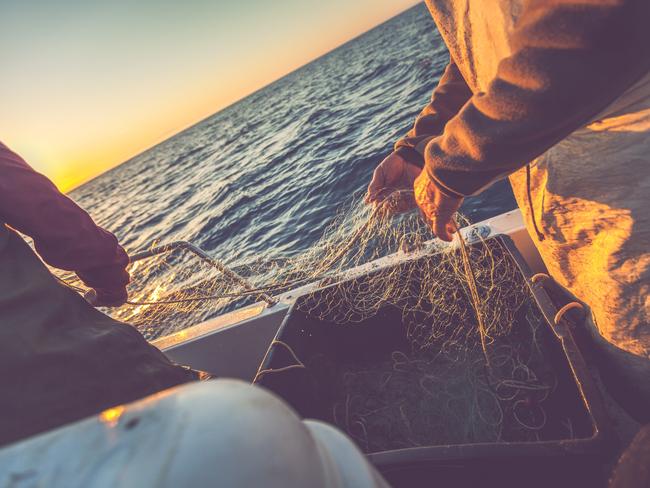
xmin=529 ymin=274 xmax=586 ymax=326
xmin=531 ymin=272 xmax=551 ymax=284
xmin=455 ymin=221 xmax=492 ymax=368
xmin=553 ymin=301 xmax=585 ymax=326
xmin=253 ymin=340 xmax=306 ymax=382
xmin=56 ymin=274 xmax=281 ymax=305
xmin=525 ymin=164 xmax=545 ymax=242
xmin=54 ymin=275 xmax=85 ymax=293
xmin=56 ymin=263 xmax=351 ymax=307
xmin=53 ymin=191 xmax=409 ymax=309
xmin=310 ymin=190 xmax=410 ymax=276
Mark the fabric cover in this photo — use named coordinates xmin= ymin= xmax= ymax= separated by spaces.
xmin=0 ymin=224 xmax=196 ymax=446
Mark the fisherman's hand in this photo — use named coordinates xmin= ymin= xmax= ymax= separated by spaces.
xmin=414 ymin=170 xmax=463 ymax=242
xmin=84 ymin=288 xmax=128 ymax=307
xmin=365 ymin=152 xmax=421 ymax=214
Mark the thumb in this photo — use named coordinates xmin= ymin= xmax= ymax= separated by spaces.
xmin=433 ymin=214 xmax=455 ymax=242
xmin=365 ymin=166 xmax=385 ymax=204
xmin=84 ymin=289 xmax=99 ymax=306
xmin=84 ymin=288 xmax=128 ymax=307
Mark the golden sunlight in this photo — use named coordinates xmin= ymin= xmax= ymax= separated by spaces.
xmin=99 ymin=405 xmax=125 ymax=426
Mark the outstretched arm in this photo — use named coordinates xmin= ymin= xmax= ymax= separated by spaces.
xmin=394 ymin=59 xmax=472 ymax=167
xmin=422 ymin=0 xmax=650 ymax=198
xmin=366 ymin=58 xmax=472 ymax=211
xmin=0 ymin=141 xmax=129 ymax=305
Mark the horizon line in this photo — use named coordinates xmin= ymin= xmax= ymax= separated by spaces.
xmin=67 ymin=1 xmax=422 ymax=193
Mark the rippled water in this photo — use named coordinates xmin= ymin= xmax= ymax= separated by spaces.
xmin=72 ymin=4 xmax=515 ymax=280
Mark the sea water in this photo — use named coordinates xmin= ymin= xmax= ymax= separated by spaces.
xmin=71 ymin=3 xmax=516 ymax=293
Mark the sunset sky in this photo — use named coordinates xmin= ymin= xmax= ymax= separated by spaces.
xmin=1 ymin=0 xmax=420 ymax=192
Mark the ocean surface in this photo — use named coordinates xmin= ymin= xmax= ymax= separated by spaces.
xmin=71 ymin=4 xmax=516 ymax=299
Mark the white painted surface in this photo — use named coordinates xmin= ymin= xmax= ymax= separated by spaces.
xmin=0 ymin=381 xmax=388 ymax=488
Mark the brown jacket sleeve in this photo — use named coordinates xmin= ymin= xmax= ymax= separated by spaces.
xmin=0 ymin=141 xmax=130 ymax=299
xmin=395 ymin=59 xmax=472 ymax=167
xmin=424 ymin=0 xmax=650 ymax=197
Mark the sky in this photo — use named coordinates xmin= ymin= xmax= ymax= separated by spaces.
xmin=0 ymin=0 xmax=420 ymax=191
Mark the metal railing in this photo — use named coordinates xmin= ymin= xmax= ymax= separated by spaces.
xmin=130 ymin=241 xmax=277 ymax=307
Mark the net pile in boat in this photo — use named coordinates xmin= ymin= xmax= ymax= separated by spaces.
xmin=255 ymin=235 xmax=578 ymax=449
xmin=56 ymin=192 xmax=575 ymax=447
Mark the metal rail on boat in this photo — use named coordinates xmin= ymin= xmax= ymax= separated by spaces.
xmin=129 ymin=241 xmax=277 ymax=307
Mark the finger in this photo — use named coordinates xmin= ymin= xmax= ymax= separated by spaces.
xmin=421 ymin=211 xmax=436 ymax=233
xmin=397 ymin=192 xmax=417 ymax=213
xmin=416 ymin=197 xmax=436 ymax=224
xmin=434 ymin=217 xmax=453 ymax=242
xmin=92 ymin=288 xmax=128 ymax=308
xmin=418 ymin=203 xmax=452 ymax=241
xmin=417 ymin=205 xmax=428 ymax=224
xmin=365 ymin=167 xmax=385 ymax=204
xmin=383 ymin=193 xmax=415 ymax=215
xmin=96 ymin=296 xmax=127 ymax=308
xmin=84 ymin=289 xmax=98 ymax=306
xmin=433 ymin=214 xmax=453 ymax=242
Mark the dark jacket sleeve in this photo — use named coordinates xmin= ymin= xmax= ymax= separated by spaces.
xmin=395 ymin=59 xmax=472 ymax=168
xmin=424 ymin=0 xmax=650 ymax=197
xmin=0 ymin=141 xmax=129 ymax=297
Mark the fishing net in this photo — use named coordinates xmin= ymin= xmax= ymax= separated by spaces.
xmin=57 ymin=192 xmax=457 ymax=341
xmin=271 ymin=244 xmax=570 ymax=448
xmin=56 ymin=191 xmax=580 ymax=448
xmin=253 ymin=228 xmax=582 ymax=449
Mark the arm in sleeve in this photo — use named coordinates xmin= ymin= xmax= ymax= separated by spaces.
xmin=424 ymin=0 xmax=650 ymax=197
xmin=0 ymin=142 xmax=129 ymax=298
xmin=394 ymin=58 xmax=473 ymax=168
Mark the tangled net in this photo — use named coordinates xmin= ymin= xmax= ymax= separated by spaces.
xmin=253 ymin=227 xmax=579 ymax=450
xmin=305 ymin=300 xmax=563 ymax=451
xmin=56 ymin=192 xmax=579 ymax=449
xmin=57 ymin=193 xmax=455 ymax=340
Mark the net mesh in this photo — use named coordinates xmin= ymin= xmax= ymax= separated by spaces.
xmin=290 ymin=244 xmax=567 ymax=449
xmin=55 ymin=192 xmax=574 ymax=447
xmin=58 ymin=194 xmax=461 ymax=340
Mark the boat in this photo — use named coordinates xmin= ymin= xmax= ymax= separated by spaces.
xmin=155 ymin=209 xmax=545 ymax=382
xmin=0 ymin=209 xmax=642 ymax=487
